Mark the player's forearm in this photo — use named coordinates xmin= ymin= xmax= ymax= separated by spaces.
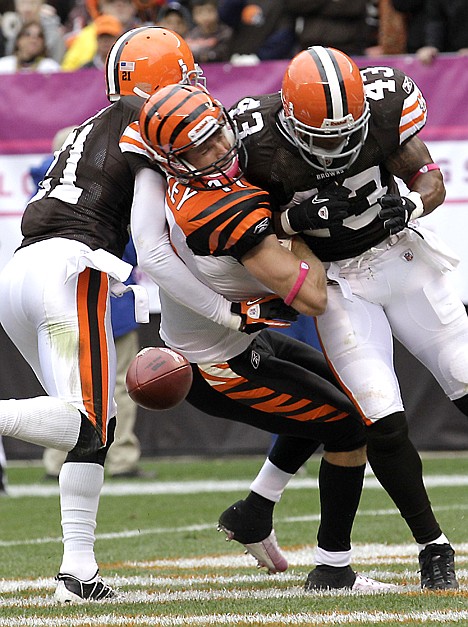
xmin=386 ymin=135 xmax=446 ymax=216
xmin=243 ymin=235 xmax=327 ymax=316
xmin=131 ymin=169 xmax=238 ymax=330
xmin=289 ymin=237 xmax=327 ymax=315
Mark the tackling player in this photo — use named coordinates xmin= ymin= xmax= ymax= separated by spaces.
xmin=0 ymin=27 xmax=275 ymax=603
xmin=132 ymin=82 xmax=397 ymax=593
xmin=220 ymin=45 xmax=462 ymax=590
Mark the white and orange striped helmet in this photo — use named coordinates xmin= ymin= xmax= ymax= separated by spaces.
xmin=105 ymin=26 xmax=204 ymax=102
xmin=281 ymin=46 xmax=370 ymax=173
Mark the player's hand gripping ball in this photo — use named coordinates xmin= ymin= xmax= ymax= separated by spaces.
xmin=125 ymin=346 xmax=193 ymax=410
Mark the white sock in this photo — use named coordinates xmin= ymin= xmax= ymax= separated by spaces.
xmin=0 ymin=397 xmax=80 ymax=450
xmin=59 ymin=462 xmax=104 ymax=580
xmin=314 ymin=546 xmax=352 ymax=568
xmin=249 ymin=459 xmax=293 ymax=503
xmin=418 ymin=533 xmax=450 ymax=553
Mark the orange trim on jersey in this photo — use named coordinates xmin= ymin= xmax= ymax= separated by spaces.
xmin=208 ymin=210 xmax=243 ymax=254
xmin=121 ymin=134 xmax=145 ymax=150
xmin=400 ymin=111 xmax=426 ymax=135
xmin=401 ymin=99 xmax=420 ymax=117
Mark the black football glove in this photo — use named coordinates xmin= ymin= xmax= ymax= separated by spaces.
xmin=231 ymin=295 xmax=299 ymax=334
xmin=377 ymin=192 xmax=424 ymax=235
xmin=280 ymin=186 xmax=351 ymax=235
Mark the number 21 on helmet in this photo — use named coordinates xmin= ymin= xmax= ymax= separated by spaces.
xmin=105 ymin=26 xmax=205 ymax=102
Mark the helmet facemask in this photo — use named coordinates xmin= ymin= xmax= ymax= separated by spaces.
xmin=281 ymin=101 xmax=370 ymax=173
xmin=165 ymin=115 xmax=244 ymax=190
xmin=280 ymin=45 xmax=370 ymax=174
xmin=140 ymin=84 xmax=245 ymax=191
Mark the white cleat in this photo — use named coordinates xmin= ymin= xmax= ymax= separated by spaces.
xmin=218 ymin=525 xmax=288 ymax=574
xmin=351 ymin=573 xmax=398 ymax=592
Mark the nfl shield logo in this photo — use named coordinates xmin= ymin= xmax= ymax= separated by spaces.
xmin=403 ymin=249 xmax=414 ymax=262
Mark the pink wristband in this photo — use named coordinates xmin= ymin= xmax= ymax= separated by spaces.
xmin=284 ymin=261 xmax=310 ymax=306
xmin=406 ymin=163 xmax=440 ymax=189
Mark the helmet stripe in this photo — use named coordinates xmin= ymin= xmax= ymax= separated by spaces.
xmin=308 ymin=46 xmax=348 ymax=120
xmin=106 ymin=26 xmax=148 ymax=99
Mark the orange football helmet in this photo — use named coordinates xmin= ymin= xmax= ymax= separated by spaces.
xmin=139 ymin=84 xmax=243 ymax=189
xmin=105 ymin=26 xmax=204 ymax=102
xmin=281 ymin=46 xmax=370 ymax=173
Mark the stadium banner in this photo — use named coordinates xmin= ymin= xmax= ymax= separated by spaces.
xmin=1 ymin=55 xmax=468 ymax=456
xmin=1 ymin=55 xmax=467 ymax=284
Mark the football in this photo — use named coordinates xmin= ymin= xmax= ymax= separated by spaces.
xmin=125 ymin=346 xmax=193 ymax=410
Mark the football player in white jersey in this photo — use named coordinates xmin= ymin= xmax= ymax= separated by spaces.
xmin=132 ymin=83 xmax=398 ymax=593
xmin=220 ymin=46 xmax=462 ymax=590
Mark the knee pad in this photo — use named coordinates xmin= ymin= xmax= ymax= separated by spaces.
xmin=366 ymin=412 xmax=409 ymax=454
xmin=66 ymin=415 xmax=116 ymax=466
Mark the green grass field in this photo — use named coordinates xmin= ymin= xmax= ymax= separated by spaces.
xmin=0 ymin=453 xmax=467 ymax=626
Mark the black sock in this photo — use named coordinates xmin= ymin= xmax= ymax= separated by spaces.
xmin=367 ymin=412 xmax=441 ymax=544
xmin=316 ymin=458 xmax=365 ymax=551
xmin=244 ymin=491 xmax=275 ymax=516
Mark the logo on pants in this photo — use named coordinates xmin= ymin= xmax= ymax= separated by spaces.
xmin=251 ymin=350 xmax=260 ymax=369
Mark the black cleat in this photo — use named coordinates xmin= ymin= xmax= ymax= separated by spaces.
xmin=305 ymin=565 xmax=397 ymax=592
xmin=418 ymin=543 xmax=459 ymax=590
xmin=54 ymin=570 xmax=115 ymax=603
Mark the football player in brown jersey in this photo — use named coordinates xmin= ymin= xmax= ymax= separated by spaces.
xmin=0 ymin=26 xmax=254 ymax=603
xmin=133 ymin=82 xmax=398 ymax=593
xmin=220 ymin=46 xmax=461 ymax=590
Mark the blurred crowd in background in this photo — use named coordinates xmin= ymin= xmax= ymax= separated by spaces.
xmin=0 ymin=0 xmax=467 ymax=74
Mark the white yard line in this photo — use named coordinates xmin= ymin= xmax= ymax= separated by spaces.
xmin=0 ymin=505 xmax=466 ymax=548
xmin=1 ymin=610 xmax=468 ymax=626
xmin=5 ymin=474 xmax=468 ymax=498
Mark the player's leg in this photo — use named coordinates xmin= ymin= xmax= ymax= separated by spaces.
xmin=317 ymin=278 xmax=457 ymax=589
xmin=218 ymin=435 xmax=320 ymax=574
xmin=54 ymin=265 xmax=117 ymax=602
xmin=189 ymin=332 xmax=392 ymax=589
xmin=0 ymin=242 xmax=117 ymax=601
xmin=386 ymin=252 xmax=468 ymax=590
xmin=0 ymin=242 xmax=86 ymax=452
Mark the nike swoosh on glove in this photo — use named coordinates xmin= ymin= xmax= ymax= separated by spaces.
xmin=281 ymin=186 xmax=351 ymax=235
xmin=377 ymin=191 xmax=424 ymax=235
xmin=231 ymin=295 xmax=299 ymax=334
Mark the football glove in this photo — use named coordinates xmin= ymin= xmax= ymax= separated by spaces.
xmin=377 ymin=191 xmax=424 ymax=235
xmin=231 ymin=295 xmax=299 ymax=334
xmin=280 ymin=186 xmax=351 ymax=235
